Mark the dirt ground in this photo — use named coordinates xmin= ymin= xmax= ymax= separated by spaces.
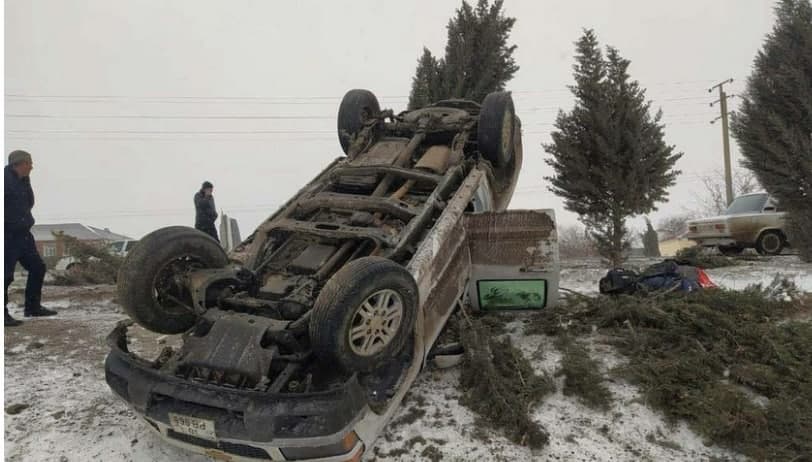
xmin=4 ymin=256 xmax=811 ymax=461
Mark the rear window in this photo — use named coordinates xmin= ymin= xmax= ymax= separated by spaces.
xmin=477 ymin=279 xmax=547 ymax=311
xmin=724 ymin=194 xmax=768 ymax=215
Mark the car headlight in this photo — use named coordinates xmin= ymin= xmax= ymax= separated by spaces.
xmin=280 ymin=432 xmax=362 ymax=461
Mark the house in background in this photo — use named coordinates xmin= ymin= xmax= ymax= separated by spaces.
xmin=659 ymin=237 xmax=695 ymax=257
xmin=31 ymin=223 xmax=133 ymax=258
xmin=656 ymin=225 xmax=695 ymax=257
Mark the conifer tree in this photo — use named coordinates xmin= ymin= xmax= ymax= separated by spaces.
xmin=545 ymin=30 xmax=682 ymax=265
xmin=407 ymin=0 xmax=518 ymax=109
xmin=732 ymin=0 xmax=812 ymax=261
xmin=408 ymin=48 xmax=443 ymax=110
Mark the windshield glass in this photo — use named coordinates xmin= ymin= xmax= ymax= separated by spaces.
xmin=724 ymin=193 xmax=768 ymax=215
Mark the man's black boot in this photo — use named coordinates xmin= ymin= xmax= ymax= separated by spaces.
xmin=5 ymin=309 xmax=23 ymax=327
xmin=24 ymin=305 xmax=57 ymax=317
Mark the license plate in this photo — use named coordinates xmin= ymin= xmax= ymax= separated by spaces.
xmin=169 ymin=413 xmax=216 ymax=440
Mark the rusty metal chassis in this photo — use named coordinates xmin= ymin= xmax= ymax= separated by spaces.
xmin=186 ymin=127 xmax=477 ymax=327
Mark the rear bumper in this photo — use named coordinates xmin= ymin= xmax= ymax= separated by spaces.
xmin=104 ymin=321 xmax=368 ymax=461
xmin=685 ymin=236 xmax=738 ymax=247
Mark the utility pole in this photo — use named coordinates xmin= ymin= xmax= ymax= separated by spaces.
xmin=709 ymin=78 xmax=735 ymax=206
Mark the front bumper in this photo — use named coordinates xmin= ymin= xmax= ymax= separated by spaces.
xmin=104 ymin=321 xmax=368 ymax=461
xmin=139 ymin=416 xmax=364 ymax=462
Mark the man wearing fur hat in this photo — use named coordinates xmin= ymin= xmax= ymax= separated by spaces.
xmin=4 ymin=150 xmax=57 ymax=327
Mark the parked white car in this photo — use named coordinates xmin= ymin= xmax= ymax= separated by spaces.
xmin=108 ymin=239 xmax=139 ymax=256
xmin=685 ymin=192 xmax=788 ymax=255
xmin=54 ymin=239 xmax=139 ymax=271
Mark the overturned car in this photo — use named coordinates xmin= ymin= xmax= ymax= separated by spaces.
xmin=105 ymin=89 xmax=560 ymax=461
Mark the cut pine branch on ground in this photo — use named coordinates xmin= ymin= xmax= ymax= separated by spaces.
xmin=531 ymin=279 xmax=812 ymax=460
xmin=458 ymin=310 xmax=555 ymax=449
xmin=554 ymin=335 xmax=613 ymax=411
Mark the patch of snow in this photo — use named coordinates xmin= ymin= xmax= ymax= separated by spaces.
xmin=8 ymin=344 xmax=27 ymax=354
xmin=7 ymin=255 xmax=810 ymax=462
xmin=559 ymin=255 xmax=812 ymax=297
xmin=706 ymin=257 xmax=812 ymax=292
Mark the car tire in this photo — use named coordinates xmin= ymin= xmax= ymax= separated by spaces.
xmin=718 ymin=245 xmax=743 ymax=256
xmin=309 ymin=256 xmax=418 ymax=372
xmin=477 ymin=91 xmax=516 ymax=168
xmin=755 ymin=230 xmax=785 ymax=256
xmin=117 ymin=226 xmax=228 ymax=334
xmin=337 ymin=89 xmax=381 ymax=155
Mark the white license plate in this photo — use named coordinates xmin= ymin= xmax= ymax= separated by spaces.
xmin=169 ymin=413 xmax=216 ymax=440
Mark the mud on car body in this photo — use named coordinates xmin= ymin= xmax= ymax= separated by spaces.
xmin=105 ymin=90 xmax=560 ymax=461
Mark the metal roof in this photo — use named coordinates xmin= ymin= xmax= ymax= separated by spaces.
xmin=31 ymin=223 xmax=132 ymax=242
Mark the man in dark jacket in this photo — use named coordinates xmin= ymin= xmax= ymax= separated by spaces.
xmin=194 ymin=181 xmax=219 ymax=242
xmin=4 ymin=150 xmax=57 ymax=326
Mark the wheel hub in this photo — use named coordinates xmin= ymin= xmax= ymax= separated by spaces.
xmin=152 ymin=256 xmax=204 ymax=315
xmin=763 ymin=234 xmax=781 ymax=252
xmin=349 ymin=289 xmax=404 ymax=357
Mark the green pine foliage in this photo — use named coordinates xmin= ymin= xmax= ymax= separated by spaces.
xmin=544 ymin=30 xmax=682 ymax=266
xmin=408 ymin=48 xmax=443 ymax=110
xmin=732 ymin=0 xmax=812 ymax=261
xmin=407 ymin=0 xmax=518 ymax=109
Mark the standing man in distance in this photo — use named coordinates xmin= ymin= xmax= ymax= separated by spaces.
xmin=194 ymin=181 xmax=219 ymax=242
xmin=4 ymin=150 xmax=57 ymax=327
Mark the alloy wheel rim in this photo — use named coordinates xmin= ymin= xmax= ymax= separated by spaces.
xmin=348 ymin=289 xmax=404 ymax=357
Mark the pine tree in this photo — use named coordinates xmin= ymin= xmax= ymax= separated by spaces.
xmin=408 ymin=48 xmax=443 ymax=110
xmin=732 ymin=0 xmax=812 ymax=261
xmin=406 ymin=0 xmax=518 ymax=109
xmin=544 ymin=30 xmax=682 ymax=266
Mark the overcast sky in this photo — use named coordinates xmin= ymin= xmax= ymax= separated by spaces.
xmin=4 ymin=0 xmax=775 ymax=239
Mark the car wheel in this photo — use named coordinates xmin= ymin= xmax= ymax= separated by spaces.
xmin=755 ymin=230 xmax=785 ymax=256
xmin=309 ymin=256 xmax=418 ymax=372
xmin=718 ymin=245 xmax=743 ymax=256
xmin=477 ymin=91 xmax=516 ymax=168
xmin=117 ymin=226 xmax=228 ymax=334
xmin=337 ymin=89 xmax=381 ymax=155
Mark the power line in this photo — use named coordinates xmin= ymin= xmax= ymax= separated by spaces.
xmin=6 ymin=128 xmax=335 ymax=135
xmin=5 ymin=113 xmax=334 ymax=120
xmin=3 ymin=87 xmax=736 ymax=107
xmin=5 ymin=108 xmax=716 ymax=121
xmin=36 ymin=203 xmax=282 ymax=221
xmin=4 ymin=135 xmax=338 ymax=142
xmin=3 ymin=79 xmax=734 ymax=102
xmin=4 ymin=93 xmax=411 ymax=101
xmin=39 ymin=173 xmax=713 ymax=221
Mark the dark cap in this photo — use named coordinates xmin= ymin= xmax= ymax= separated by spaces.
xmin=201 ymin=181 xmax=213 ymax=189
xmin=8 ymin=150 xmax=32 ymax=165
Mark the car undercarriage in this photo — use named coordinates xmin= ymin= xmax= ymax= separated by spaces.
xmin=105 ymin=89 xmax=557 ymax=461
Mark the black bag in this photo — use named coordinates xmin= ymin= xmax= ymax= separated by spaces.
xmin=599 ymin=268 xmax=639 ymax=295
xmin=639 ymin=260 xmax=680 ymax=278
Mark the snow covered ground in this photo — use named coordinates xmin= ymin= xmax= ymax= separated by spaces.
xmin=560 ymin=255 xmax=812 ymax=294
xmin=4 ymin=256 xmax=810 ymax=461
